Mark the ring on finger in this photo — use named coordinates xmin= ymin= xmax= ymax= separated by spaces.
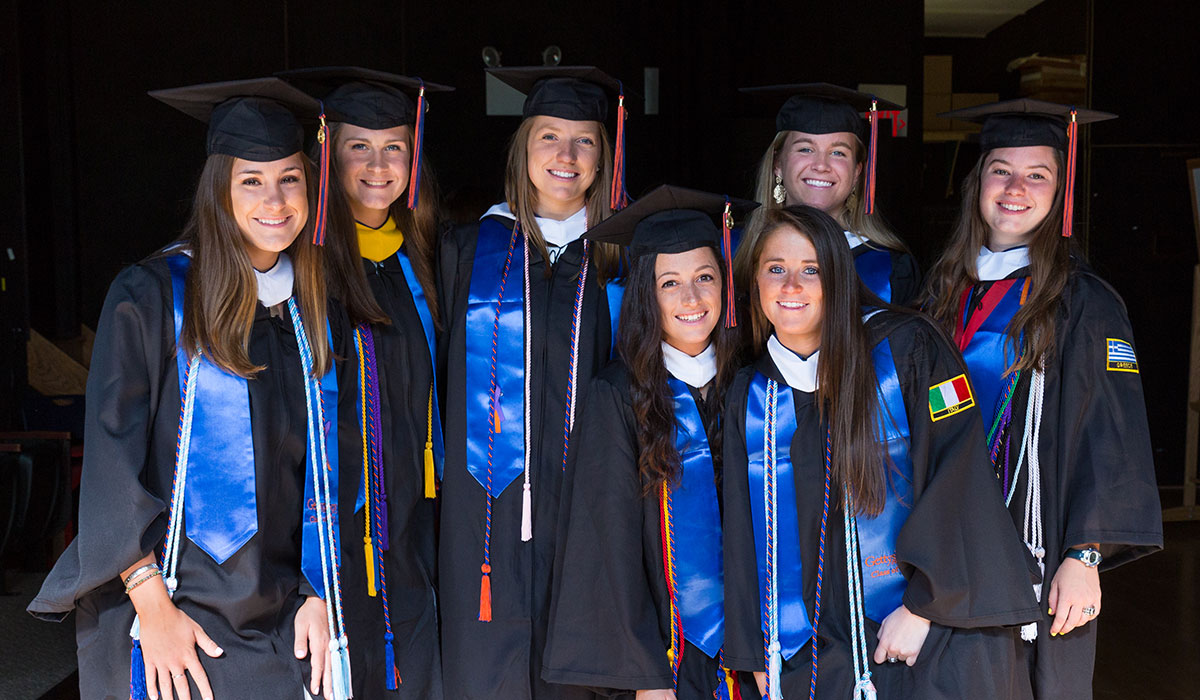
xmin=1082 ymin=605 xmax=1097 ymax=616
xmin=173 ymin=672 xmax=186 ymax=680
xmin=887 ymin=656 xmax=900 ymax=663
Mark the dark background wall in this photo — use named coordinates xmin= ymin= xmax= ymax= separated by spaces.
xmin=4 ymin=0 xmax=1198 ymax=487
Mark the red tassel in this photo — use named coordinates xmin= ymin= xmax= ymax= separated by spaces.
xmin=610 ymin=87 xmax=629 ymax=211
xmin=313 ymin=111 xmax=330 ymax=246
xmin=407 ymin=83 xmax=426 ymax=210
xmin=478 ymin=564 xmax=493 ymax=622
xmin=721 ymin=199 xmax=737 ymax=328
xmin=1061 ymin=109 xmax=1078 ymax=238
xmin=864 ymin=99 xmax=879 ymax=215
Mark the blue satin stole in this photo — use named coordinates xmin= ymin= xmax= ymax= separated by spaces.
xmin=464 ymin=218 xmax=527 ymax=494
xmin=744 ymin=340 xmax=914 ymax=660
xmin=168 ymin=255 xmax=340 ymax=595
xmin=855 ymin=247 xmax=893 ymax=304
xmin=666 ymin=378 xmax=725 ymax=657
xmin=958 ymin=279 xmax=1028 ymax=426
xmin=394 ymin=244 xmax=445 ymax=479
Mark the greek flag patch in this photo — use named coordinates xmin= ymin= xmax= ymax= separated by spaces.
xmin=1106 ymin=338 xmax=1139 ymax=373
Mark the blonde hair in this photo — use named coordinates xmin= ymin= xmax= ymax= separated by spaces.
xmin=502 ymin=117 xmax=623 ymax=282
xmin=736 ymin=130 xmax=908 ymax=291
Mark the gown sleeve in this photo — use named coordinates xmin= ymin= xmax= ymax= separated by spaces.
xmin=892 ymin=315 xmax=1042 ymax=628
xmin=542 ymin=370 xmax=673 ymax=691
xmin=1055 ymin=273 xmax=1162 ymax=568
xmin=28 ymin=264 xmax=172 ymax=620
xmin=720 ymin=368 xmax=766 ymax=672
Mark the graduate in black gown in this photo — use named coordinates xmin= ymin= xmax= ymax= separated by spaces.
xmin=723 ymin=205 xmax=1040 ymax=699
xmin=544 ymin=186 xmax=759 ymax=700
xmin=436 ymin=66 xmax=629 ymax=699
xmin=923 ymin=100 xmax=1163 ymax=700
xmin=279 ymin=66 xmax=454 ymax=700
xmin=735 ymin=84 xmax=920 ymax=306
xmin=28 ymin=78 xmax=358 ymax=700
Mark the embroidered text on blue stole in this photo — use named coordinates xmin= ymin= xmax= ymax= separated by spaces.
xmin=854 ymin=247 xmax=893 ymax=304
xmin=745 ymin=372 xmax=812 ymax=660
xmin=666 ymin=378 xmax=725 ymax=657
xmin=959 ymin=279 xmax=1028 ymax=425
xmin=302 ymin=321 xmax=343 ymax=595
xmin=464 ymin=218 xmax=526 ymax=494
xmin=168 ymin=255 xmax=256 ymax=564
xmin=859 ymin=337 xmax=914 ymax=622
xmin=394 ymin=244 xmax=446 ymax=479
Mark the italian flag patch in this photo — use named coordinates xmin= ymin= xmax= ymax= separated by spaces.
xmin=928 ymin=374 xmax=975 ymax=421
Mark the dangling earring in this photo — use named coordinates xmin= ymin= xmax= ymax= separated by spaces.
xmin=772 ymin=174 xmax=786 ymax=204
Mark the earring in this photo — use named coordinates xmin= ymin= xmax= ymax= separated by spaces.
xmin=772 ymin=174 xmax=786 ymax=204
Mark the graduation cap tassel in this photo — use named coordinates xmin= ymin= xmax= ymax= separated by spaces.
xmin=479 ymin=563 xmax=493 ymax=622
xmin=863 ymin=99 xmax=879 ymax=216
xmin=721 ymin=199 xmax=737 ymax=328
xmin=407 ymin=83 xmax=427 ymax=210
xmin=313 ymin=109 xmax=331 ymax=246
xmin=1061 ymin=109 xmax=1078 ymax=238
xmin=610 ymin=85 xmax=629 ymax=211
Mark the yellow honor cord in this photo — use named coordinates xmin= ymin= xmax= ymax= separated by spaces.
xmin=355 ymin=329 xmax=378 ymax=597
xmin=424 ymin=383 xmax=436 ymax=498
xmin=660 ymin=483 xmax=679 ymax=667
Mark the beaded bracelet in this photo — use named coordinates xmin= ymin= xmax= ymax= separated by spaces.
xmin=123 ymin=564 xmax=161 ymax=594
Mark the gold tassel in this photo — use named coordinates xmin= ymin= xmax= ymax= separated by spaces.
xmin=424 ymin=384 xmax=436 ymax=498
xmin=364 ymin=536 xmax=377 ymax=597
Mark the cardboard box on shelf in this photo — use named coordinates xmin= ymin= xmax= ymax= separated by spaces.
xmin=1008 ymin=53 xmax=1087 ymax=97
xmin=924 ymin=55 xmax=952 ymax=96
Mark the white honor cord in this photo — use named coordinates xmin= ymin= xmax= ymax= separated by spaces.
xmin=521 ymin=229 xmax=534 ymax=542
xmin=764 ymin=380 xmax=782 ymax=700
xmin=843 ymin=489 xmax=877 ymax=700
xmin=133 ymin=351 xmax=202 ymax=642
xmin=1017 ymin=366 xmax=1046 ymax=642
xmin=288 ymin=299 xmax=352 ymax=698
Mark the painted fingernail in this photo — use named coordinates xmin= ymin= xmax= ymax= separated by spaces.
xmin=214 ymin=647 xmax=223 ymax=656
xmin=1047 ymin=608 xmax=1054 ymax=615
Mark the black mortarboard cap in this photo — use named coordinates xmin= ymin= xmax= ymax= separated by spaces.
xmin=942 ymin=99 xmax=1115 ymax=239
xmin=940 ymin=98 xmax=1115 ymax=152
xmin=487 ymin=66 xmax=622 ymax=122
xmin=276 ymin=66 xmax=455 ymax=130
xmin=149 ymin=77 xmax=319 ymax=161
xmin=740 ymin=82 xmax=904 ymax=141
xmin=742 ymin=82 xmax=904 ymax=216
xmin=586 ymin=185 xmax=758 ymax=327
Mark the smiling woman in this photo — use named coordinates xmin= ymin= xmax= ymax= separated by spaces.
xmin=436 ymin=65 xmax=628 ymax=700
xmin=27 ymin=77 xmax=359 ymax=700
xmin=924 ymin=100 xmax=1163 ymax=700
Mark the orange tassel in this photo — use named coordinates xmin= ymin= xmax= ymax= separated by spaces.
xmin=478 ymin=564 xmax=493 ymax=622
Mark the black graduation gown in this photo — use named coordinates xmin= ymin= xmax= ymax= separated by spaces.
xmin=722 ymin=311 xmax=1042 ymax=700
xmin=436 ymin=215 xmax=616 ymax=699
xmin=965 ymin=263 xmax=1163 ymax=700
xmin=543 ymin=363 xmax=759 ymax=700
xmin=337 ymin=245 xmax=442 ymax=700
xmin=853 ymin=242 xmax=921 ymax=308
xmin=28 ymin=258 xmax=357 ymax=700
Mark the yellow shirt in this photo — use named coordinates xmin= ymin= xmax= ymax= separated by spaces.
xmin=356 ymin=216 xmax=405 ymax=263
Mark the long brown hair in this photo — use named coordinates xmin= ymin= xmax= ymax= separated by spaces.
xmin=617 ymin=246 xmax=742 ymax=494
xmin=321 ymin=121 xmax=444 ymax=328
xmin=747 ymin=205 xmax=890 ymax=515
xmin=173 ymin=153 xmax=330 ymax=377
xmin=736 ymin=130 xmax=908 ymax=292
xmin=924 ymin=149 xmax=1068 ymax=373
xmin=503 ymin=117 xmax=622 ymax=283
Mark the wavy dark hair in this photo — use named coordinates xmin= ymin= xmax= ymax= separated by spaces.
xmin=924 ymin=149 xmax=1068 ymax=373
xmin=747 ymin=205 xmax=892 ymax=515
xmin=617 ymin=244 xmax=742 ymax=494
xmin=318 ymin=121 xmax=444 ymax=328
